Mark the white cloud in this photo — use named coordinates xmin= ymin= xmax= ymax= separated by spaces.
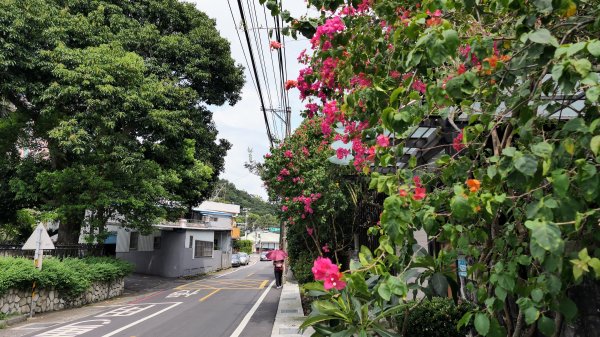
xmin=189 ymin=0 xmax=312 ymax=199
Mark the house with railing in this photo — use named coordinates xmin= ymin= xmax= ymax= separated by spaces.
xmin=100 ymin=201 xmax=240 ymax=277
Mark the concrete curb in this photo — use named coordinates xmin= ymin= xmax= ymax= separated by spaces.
xmin=270 ymin=273 xmax=314 ymax=337
xmin=0 ymin=314 xmax=28 ymax=327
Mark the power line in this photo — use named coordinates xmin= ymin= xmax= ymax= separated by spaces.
xmin=246 ymin=0 xmax=274 ymax=109
xmin=236 ymin=0 xmax=274 ymax=146
xmin=226 ymin=0 xmax=259 ymax=95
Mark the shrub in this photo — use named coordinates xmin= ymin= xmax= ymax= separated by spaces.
xmin=396 ymin=297 xmax=473 ymax=337
xmin=291 ymin=250 xmax=317 ymax=284
xmin=0 ymin=257 xmax=134 ymax=297
xmin=233 ymin=240 xmax=253 ymax=254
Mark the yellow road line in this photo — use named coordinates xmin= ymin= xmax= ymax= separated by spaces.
xmin=259 ymin=280 xmax=268 ymax=289
xmin=199 ymin=288 xmax=221 ymax=302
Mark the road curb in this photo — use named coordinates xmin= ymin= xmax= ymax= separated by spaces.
xmin=0 ymin=314 xmax=28 ymax=327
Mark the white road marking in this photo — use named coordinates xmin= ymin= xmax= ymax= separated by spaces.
xmin=100 ymin=302 xmax=182 ymax=337
xmin=165 ymin=289 xmax=202 ymax=298
xmin=35 ymin=319 xmax=111 ymax=337
xmin=96 ymin=305 xmax=155 ymax=317
xmin=228 ymin=280 xmax=275 ymax=337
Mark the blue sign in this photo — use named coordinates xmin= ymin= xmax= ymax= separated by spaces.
xmin=457 ymin=257 xmax=468 ymax=278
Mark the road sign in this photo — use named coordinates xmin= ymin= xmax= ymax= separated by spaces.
xmin=22 ymin=223 xmax=55 ymax=271
xmin=457 ymin=257 xmax=468 ymax=278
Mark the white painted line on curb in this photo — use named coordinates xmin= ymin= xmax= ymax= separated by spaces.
xmin=229 ymin=280 xmax=276 ymax=337
xmin=100 ymin=302 xmax=182 ymax=337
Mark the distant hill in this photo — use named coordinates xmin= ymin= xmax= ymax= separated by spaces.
xmin=211 ymin=179 xmax=276 ymax=216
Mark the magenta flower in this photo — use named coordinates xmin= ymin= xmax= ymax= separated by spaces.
xmin=376 ymin=134 xmax=390 ymax=147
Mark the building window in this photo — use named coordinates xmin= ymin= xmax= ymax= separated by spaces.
xmin=189 ymin=235 xmax=193 ymax=248
xmin=153 ymin=236 xmax=161 ymax=250
xmin=214 ymin=235 xmax=220 ymax=251
xmin=210 ymin=216 xmax=218 ymax=222
xmin=129 ymin=232 xmax=139 ymax=251
xmin=194 ymin=240 xmax=213 ymax=258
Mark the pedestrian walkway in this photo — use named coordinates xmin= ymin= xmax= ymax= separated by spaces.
xmin=270 ymin=271 xmax=313 ymax=337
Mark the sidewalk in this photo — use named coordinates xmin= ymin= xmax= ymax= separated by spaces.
xmin=270 ymin=270 xmax=313 ymax=337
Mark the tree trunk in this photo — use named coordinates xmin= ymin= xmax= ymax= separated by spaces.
xmin=57 ymin=210 xmax=85 ymax=244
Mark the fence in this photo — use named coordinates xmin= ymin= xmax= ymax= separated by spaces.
xmin=0 ymin=243 xmax=112 ymax=259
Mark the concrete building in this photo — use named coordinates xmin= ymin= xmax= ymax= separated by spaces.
xmin=86 ymin=201 xmax=240 ymax=277
xmin=243 ymin=230 xmax=280 ymax=252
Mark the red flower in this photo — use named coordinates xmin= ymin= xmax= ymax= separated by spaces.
xmin=324 ymin=271 xmax=346 ymax=290
xmin=452 ymin=131 xmax=465 ymax=151
xmin=413 ymin=187 xmax=426 ymax=200
xmin=270 ymin=40 xmax=282 ymax=49
xmin=399 ymin=189 xmax=408 ymax=197
xmin=285 ymin=79 xmax=298 ymax=90
xmin=457 ymin=64 xmax=466 ymax=75
xmin=413 ymin=176 xmax=422 ymax=188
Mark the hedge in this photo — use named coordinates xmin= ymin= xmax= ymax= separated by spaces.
xmin=233 ymin=240 xmax=253 ymax=254
xmin=0 ymin=257 xmax=133 ymax=297
xmin=396 ymin=297 xmax=473 ymax=337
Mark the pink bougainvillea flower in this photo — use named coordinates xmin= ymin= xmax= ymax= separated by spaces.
xmin=412 ymin=79 xmax=426 ymax=93
xmin=390 ymin=70 xmax=401 ymax=79
xmin=285 ymin=79 xmax=298 ymax=90
xmin=413 ymin=187 xmax=426 ymax=200
xmin=324 ymin=271 xmax=346 ymax=290
xmin=302 ymin=147 xmax=310 ymax=156
xmin=264 ymin=153 xmax=272 ymax=158
xmin=399 ymin=189 xmax=408 ymax=197
xmin=269 ymin=40 xmax=282 ymax=49
xmin=322 ymin=244 xmax=330 ymax=253
xmin=376 ymin=134 xmax=390 ymax=147
xmin=281 ymin=205 xmax=288 ymax=212
xmin=312 ymin=257 xmax=338 ymax=280
xmin=413 ymin=176 xmax=422 ymax=188
xmin=307 ymin=227 xmax=314 ymax=236
xmin=284 ymin=150 xmax=293 ymax=158
xmin=280 ymin=168 xmax=290 ymax=176
xmin=453 ymin=131 xmax=465 ymax=151
xmin=336 ymin=147 xmax=351 ymax=159
xmin=457 ymin=64 xmax=466 ymax=75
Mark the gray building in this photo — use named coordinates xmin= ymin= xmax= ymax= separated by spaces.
xmin=99 ymin=202 xmax=240 ymax=277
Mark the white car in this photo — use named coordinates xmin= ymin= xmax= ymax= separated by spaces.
xmin=238 ymin=252 xmax=250 ymax=265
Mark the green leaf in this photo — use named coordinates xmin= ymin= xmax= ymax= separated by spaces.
xmin=572 ymin=59 xmax=592 ymax=77
xmin=525 ymin=220 xmax=563 ymax=253
xmin=551 ymin=170 xmax=570 ymax=197
xmin=587 ymin=86 xmax=600 ymax=103
xmin=474 ymin=313 xmax=490 ymax=336
xmin=299 ymin=314 xmax=338 ymax=330
xmin=524 ymin=306 xmax=540 ymax=325
xmin=531 ymin=288 xmax=544 ymax=302
xmin=528 ymin=29 xmax=559 ymax=47
xmin=537 ymin=316 xmax=556 ymax=336
xmin=531 ymin=142 xmax=553 ymax=158
xmin=378 ymin=283 xmax=392 ymax=301
xmin=514 ymin=154 xmax=538 ymax=176
xmin=558 ymin=297 xmax=578 ymax=321
xmin=588 ymin=40 xmax=600 ymax=57
xmin=533 ymin=0 xmax=552 ymax=12
xmin=457 ymin=312 xmax=473 ymax=329
xmin=590 ymin=135 xmax=600 ymax=155
xmin=431 ymin=272 xmax=449 ymax=296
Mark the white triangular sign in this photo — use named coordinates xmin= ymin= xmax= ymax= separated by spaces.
xmin=22 ymin=224 xmax=55 ymax=250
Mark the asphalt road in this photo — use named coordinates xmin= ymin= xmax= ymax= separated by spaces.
xmin=8 ymin=259 xmax=280 ymax=337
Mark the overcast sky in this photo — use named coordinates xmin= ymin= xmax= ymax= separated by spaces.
xmin=190 ymin=0 xmax=312 ymax=200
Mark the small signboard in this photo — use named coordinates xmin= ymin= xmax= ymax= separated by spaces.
xmin=22 ymin=223 xmax=55 ymax=270
xmin=457 ymin=257 xmax=468 ymax=278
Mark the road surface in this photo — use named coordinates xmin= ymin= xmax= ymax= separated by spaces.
xmin=7 ymin=258 xmax=280 ymax=337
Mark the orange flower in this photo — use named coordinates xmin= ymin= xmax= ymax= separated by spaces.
xmin=466 ymin=179 xmax=481 ymax=193
xmin=483 ymin=55 xmax=499 ymax=68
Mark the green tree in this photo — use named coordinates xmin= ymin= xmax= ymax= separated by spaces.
xmin=212 ymin=179 xmax=277 ymax=216
xmin=0 ymin=0 xmax=244 ymax=243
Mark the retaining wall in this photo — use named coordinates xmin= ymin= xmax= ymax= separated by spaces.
xmin=0 ymin=278 xmax=124 ymax=315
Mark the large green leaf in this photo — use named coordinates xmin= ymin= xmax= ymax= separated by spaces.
xmin=537 ymin=316 xmax=556 ymax=336
xmin=474 ymin=313 xmax=490 ymax=336
xmin=528 ymin=29 xmax=559 ymax=47
xmin=431 ymin=272 xmax=449 ymax=296
xmin=514 ymin=154 xmax=538 ymax=176
xmin=525 ymin=220 xmax=563 ymax=253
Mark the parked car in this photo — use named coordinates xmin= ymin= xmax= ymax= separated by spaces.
xmin=238 ymin=252 xmax=249 ymax=265
xmin=231 ymin=253 xmax=241 ymax=267
xmin=260 ymin=252 xmax=270 ymax=261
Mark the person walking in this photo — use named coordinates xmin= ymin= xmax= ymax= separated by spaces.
xmin=273 ymin=259 xmax=284 ymax=289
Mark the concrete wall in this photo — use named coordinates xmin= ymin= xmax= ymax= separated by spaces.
xmin=0 ymin=279 xmax=124 ymax=316
xmin=117 ymin=230 xmax=232 ymax=277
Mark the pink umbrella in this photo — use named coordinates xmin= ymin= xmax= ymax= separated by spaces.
xmin=266 ymin=249 xmax=288 ymax=261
